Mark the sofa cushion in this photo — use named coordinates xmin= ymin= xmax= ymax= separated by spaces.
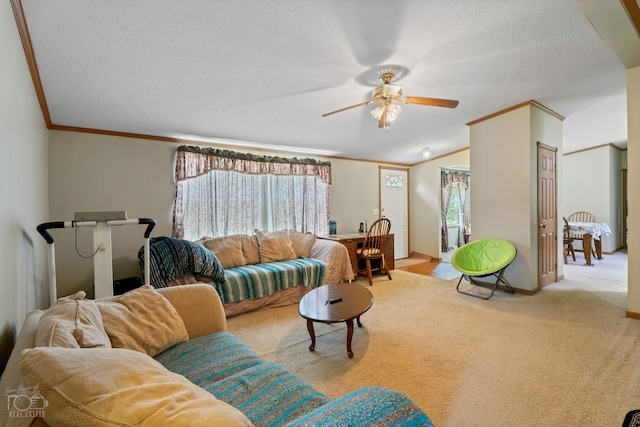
xmin=198 ymin=235 xmax=247 ymax=269
xmin=139 ymin=236 xmax=225 ymax=288
xmin=19 ymin=347 xmax=253 ymax=427
xmin=240 ymin=234 xmax=261 ymax=265
xmin=284 ymin=386 xmax=434 ymax=427
xmin=206 ymin=361 xmax=329 ymax=426
xmin=96 ymin=285 xmax=189 ymax=357
xmin=255 ymin=230 xmax=297 ymax=263
xmin=156 ymin=331 xmax=265 ymax=384
xmin=157 ymin=334 xmax=328 ymax=426
xmin=288 ymin=230 xmax=317 ymax=258
xmin=35 ymin=291 xmax=111 ymax=349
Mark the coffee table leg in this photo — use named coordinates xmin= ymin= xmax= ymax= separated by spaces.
xmin=306 ymin=319 xmax=316 ymax=352
xmin=356 ymin=315 xmax=363 ymax=328
xmin=346 ymin=319 xmax=354 ymax=358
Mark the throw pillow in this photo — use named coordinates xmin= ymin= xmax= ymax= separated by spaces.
xmin=35 ymin=290 xmax=111 ymax=349
xmin=240 ymin=234 xmax=261 ymax=265
xmin=288 ymin=230 xmax=317 ymax=258
xmin=138 ymin=236 xmax=225 ymax=288
xmin=254 ymin=229 xmax=297 ymax=263
xmin=96 ymin=285 xmax=189 ymax=357
xmin=20 ymin=347 xmax=253 ymax=427
xmin=198 ymin=235 xmax=247 ymax=269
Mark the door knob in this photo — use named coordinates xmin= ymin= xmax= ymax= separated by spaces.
xmin=539 ymin=224 xmax=547 ymax=229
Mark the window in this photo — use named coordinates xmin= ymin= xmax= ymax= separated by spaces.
xmin=173 ymin=146 xmax=331 ymax=240
xmin=446 ymin=184 xmax=460 ymax=225
xmin=386 ymin=174 xmax=404 ymax=188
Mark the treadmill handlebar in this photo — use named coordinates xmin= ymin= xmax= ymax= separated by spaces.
xmin=37 ymin=218 xmax=157 ymax=244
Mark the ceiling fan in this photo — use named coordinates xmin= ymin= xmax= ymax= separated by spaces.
xmin=322 ymin=71 xmax=459 ymax=130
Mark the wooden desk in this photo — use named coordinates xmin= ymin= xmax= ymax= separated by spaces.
xmin=319 ymin=233 xmax=394 ymax=275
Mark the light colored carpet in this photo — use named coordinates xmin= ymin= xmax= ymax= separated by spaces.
xmin=227 ymin=252 xmax=637 ymax=427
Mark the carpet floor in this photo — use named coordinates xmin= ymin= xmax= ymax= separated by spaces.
xmin=227 ymin=251 xmax=636 ymax=427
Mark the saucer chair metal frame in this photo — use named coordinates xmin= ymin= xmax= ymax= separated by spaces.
xmin=451 ymin=238 xmax=517 ymax=300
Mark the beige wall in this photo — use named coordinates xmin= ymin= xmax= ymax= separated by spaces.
xmin=0 ymin=2 xmax=50 ymax=373
xmin=628 ymin=67 xmax=640 ymax=315
xmin=327 ymin=159 xmax=400 ymax=236
xmin=410 ymin=150 xmax=470 ymax=258
xmin=47 ymin=131 xmax=405 ymax=297
xmin=531 ymin=105 xmax=565 ymax=280
xmin=469 ymin=104 xmax=563 ymax=292
xmin=47 ymin=132 xmax=178 ymax=297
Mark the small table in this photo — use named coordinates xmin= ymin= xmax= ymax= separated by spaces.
xmin=298 ymin=283 xmax=373 ymax=358
xmin=568 ymin=222 xmax=612 ymax=265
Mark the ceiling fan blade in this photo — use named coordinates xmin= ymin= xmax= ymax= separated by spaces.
xmin=403 ymin=96 xmax=459 ymax=108
xmin=322 ymin=101 xmax=372 ymax=117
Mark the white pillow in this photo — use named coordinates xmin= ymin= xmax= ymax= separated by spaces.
xmin=20 ymin=347 xmax=253 ymax=427
xmin=254 ymin=230 xmax=297 ymax=263
xmin=96 ymin=285 xmax=189 ymax=357
xmin=35 ymin=290 xmax=111 ymax=349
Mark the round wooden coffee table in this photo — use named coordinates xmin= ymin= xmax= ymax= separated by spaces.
xmin=298 ymin=283 xmax=373 ymax=358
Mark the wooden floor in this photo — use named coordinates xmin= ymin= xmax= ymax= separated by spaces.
xmin=395 ymin=258 xmax=460 ymax=280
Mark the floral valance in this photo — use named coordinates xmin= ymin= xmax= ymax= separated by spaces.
xmin=441 ymin=169 xmax=469 ymax=188
xmin=175 ymin=145 xmax=332 ymax=184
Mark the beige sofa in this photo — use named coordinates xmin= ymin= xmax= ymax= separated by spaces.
xmin=150 ymin=230 xmax=354 ymax=317
xmin=0 ymin=284 xmax=432 ymax=427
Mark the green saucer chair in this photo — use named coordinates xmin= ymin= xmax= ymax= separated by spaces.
xmin=451 ymin=238 xmax=517 ymax=300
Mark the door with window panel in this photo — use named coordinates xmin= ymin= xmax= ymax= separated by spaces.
xmin=380 ymin=168 xmax=409 ymax=259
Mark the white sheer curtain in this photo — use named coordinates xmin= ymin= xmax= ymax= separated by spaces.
xmin=173 ymin=146 xmax=331 ymax=240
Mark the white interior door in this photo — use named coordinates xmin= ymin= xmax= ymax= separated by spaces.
xmin=380 ymin=168 xmax=409 ymax=259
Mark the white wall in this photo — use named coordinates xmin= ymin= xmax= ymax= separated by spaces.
xmin=410 ymin=149 xmax=470 ymax=258
xmin=0 ymin=2 xmax=50 ymax=372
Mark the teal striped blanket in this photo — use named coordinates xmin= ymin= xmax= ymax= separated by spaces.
xmin=156 ymin=331 xmax=433 ymax=427
xmin=213 ymin=258 xmax=328 ymax=304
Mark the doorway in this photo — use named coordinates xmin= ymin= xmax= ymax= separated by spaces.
xmin=537 ymin=142 xmax=557 ymax=288
xmin=439 ymin=166 xmax=470 ymax=262
xmin=380 ymin=167 xmax=409 ymax=259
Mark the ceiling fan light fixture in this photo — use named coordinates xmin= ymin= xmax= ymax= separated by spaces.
xmin=421 ymin=147 xmax=432 ymax=158
xmin=382 ymin=84 xmax=402 ymax=97
xmin=321 ymin=66 xmax=458 ymax=132
xmin=370 ymin=103 xmax=402 ymax=122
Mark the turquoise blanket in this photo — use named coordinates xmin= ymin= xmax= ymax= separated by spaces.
xmin=156 ymin=331 xmax=433 ymax=427
xmin=215 ymin=258 xmax=328 ymax=304
xmin=156 ymin=332 xmax=328 ymax=426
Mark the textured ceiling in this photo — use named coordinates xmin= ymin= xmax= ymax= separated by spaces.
xmin=18 ymin=0 xmax=630 ymax=164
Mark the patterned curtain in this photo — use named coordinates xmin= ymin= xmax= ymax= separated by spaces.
xmin=440 ymin=169 xmax=470 ymax=252
xmin=173 ymin=145 xmax=331 ymax=239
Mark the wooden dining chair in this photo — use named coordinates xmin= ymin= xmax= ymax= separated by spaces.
xmin=562 ymin=217 xmax=576 ymax=264
xmin=567 ymin=211 xmax=597 ymax=258
xmin=357 ymin=218 xmax=392 ymax=286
